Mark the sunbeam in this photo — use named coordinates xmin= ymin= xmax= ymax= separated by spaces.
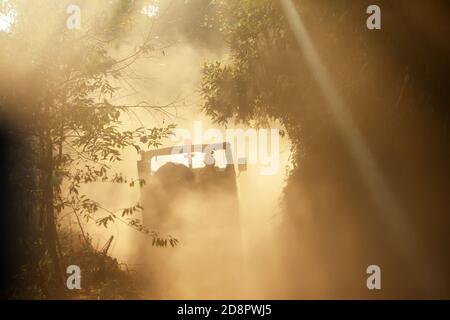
xmin=280 ymin=0 xmax=443 ymax=293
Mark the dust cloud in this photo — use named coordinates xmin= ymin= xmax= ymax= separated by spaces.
xmin=70 ymin=0 xmax=294 ymax=299
xmin=4 ymin=0 xmax=448 ymax=300
xmin=81 ymin=50 xmax=294 ymax=298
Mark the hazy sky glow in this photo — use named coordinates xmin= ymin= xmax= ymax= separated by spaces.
xmin=0 ymin=2 xmax=15 ymax=32
xmin=141 ymin=4 xmax=159 ymax=18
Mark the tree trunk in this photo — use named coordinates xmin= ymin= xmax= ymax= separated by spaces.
xmin=41 ymin=131 xmax=65 ymax=298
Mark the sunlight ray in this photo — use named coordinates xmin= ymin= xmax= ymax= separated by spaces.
xmin=280 ymin=0 xmax=442 ymax=291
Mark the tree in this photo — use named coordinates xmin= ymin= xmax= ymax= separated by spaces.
xmin=200 ymin=0 xmax=450 ymax=297
xmin=0 ymin=0 xmax=178 ymax=297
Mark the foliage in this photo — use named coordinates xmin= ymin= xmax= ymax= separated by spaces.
xmin=200 ymin=0 xmax=304 ymax=167
xmin=0 ymin=0 xmax=178 ymax=298
xmin=10 ymin=230 xmax=145 ymax=299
